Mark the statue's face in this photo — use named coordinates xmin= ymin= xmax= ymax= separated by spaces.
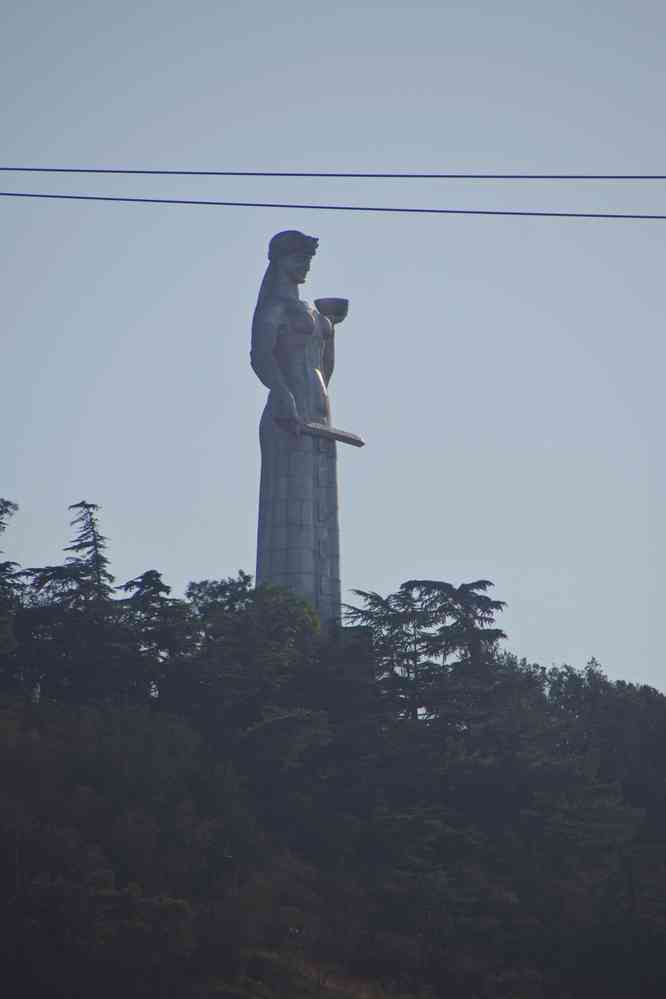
xmin=280 ymin=251 xmax=312 ymax=284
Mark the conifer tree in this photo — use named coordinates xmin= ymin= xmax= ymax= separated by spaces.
xmin=27 ymin=501 xmax=115 ymax=607
xmin=403 ymin=578 xmax=507 ymax=723
xmin=118 ymin=570 xmax=193 ymax=702
xmin=64 ymin=500 xmax=115 ymax=601
xmin=346 ymin=578 xmax=507 ymax=721
xmin=17 ymin=502 xmax=123 ymax=701
xmin=345 ymin=584 xmax=438 ymax=720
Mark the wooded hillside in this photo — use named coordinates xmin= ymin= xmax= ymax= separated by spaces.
xmin=1 ymin=500 xmax=664 ymax=998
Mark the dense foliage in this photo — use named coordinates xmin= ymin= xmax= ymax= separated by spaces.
xmin=1 ymin=500 xmax=664 ymax=998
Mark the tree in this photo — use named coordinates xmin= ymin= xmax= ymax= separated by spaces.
xmin=345 ymin=584 xmax=439 ymax=720
xmin=117 ymin=570 xmax=193 ymax=702
xmin=26 ymin=501 xmax=115 ymax=608
xmin=0 ymin=499 xmax=20 ymax=656
xmin=183 ymin=578 xmax=319 ymax=729
xmin=346 ymin=578 xmax=507 ymax=722
xmin=13 ymin=503 xmax=133 ymax=702
xmin=6 ymin=500 xmax=666 ymax=998
xmin=404 ymin=578 xmax=507 ymax=725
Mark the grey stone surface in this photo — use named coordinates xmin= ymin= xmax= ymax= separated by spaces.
xmin=250 ymin=231 xmax=356 ymax=627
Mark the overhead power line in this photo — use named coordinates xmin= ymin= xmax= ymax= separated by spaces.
xmin=2 ymin=190 xmax=665 ymax=220
xmin=2 ymin=166 xmax=666 ymax=180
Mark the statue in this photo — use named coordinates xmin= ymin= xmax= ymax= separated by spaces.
xmin=251 ymin=230 xmax=363 ymax=627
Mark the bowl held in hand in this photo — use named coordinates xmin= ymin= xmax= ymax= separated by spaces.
xmin=314 ymin=297 xmax=349 ymax=325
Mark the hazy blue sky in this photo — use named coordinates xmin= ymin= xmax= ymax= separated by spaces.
xmin=2 ymin=1 xmax=663 ymax=686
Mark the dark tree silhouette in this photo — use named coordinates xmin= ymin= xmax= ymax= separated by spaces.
xmin=0 ymin=498 xmax=20 ymax=654
xmin=1 ymin=499 xmax=666 ymax=999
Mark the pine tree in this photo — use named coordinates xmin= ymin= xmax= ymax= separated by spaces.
xmin=118 ymin=570 xmax=193 ymax=703
xmin=402 ymin=578 xmax=507 ymax=724
xmin=345 ymin=584 xmax=438 ymax=720
xmin=64 ymin=500 xmax=115 ymax=601
xmin=26 ymin=501 xmax=115 ymax=607
xmin=345 ymin=578 xmax=507 ymax=722
xmin=17 ymin=502 xmax=123 ymax=701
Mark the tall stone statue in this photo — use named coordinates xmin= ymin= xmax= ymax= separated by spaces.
xmin=251 ymin=230 xmax=363 ymax=627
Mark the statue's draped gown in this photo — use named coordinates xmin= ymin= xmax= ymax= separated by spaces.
xmin=254 ymin=299 xmax=341 ymax=626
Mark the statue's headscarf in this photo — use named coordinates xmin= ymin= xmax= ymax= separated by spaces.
xmin=250 ymin=231 xmax=319 ymax=387
xmin=254 ymin=230 xmax=319 ymax=314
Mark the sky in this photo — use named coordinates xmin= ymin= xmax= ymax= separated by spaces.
xmin=2 ymin=1 xmax=663 ymax=687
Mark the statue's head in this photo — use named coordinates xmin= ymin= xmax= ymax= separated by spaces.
xmin=268 ymin=230 xmax=318 ymax=285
